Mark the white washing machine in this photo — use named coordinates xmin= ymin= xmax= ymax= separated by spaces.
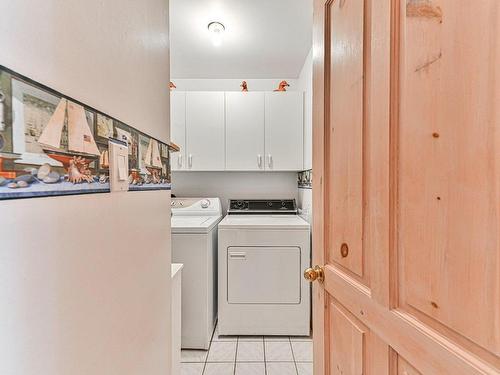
xmin=171 ymin=198 xmax=222 ymax=349
xmin=218 ymin=199 xmax=311 ymax=336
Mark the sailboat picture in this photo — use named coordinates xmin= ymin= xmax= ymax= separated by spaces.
xmin=99 ymin=149 xmax=109 ymax=169
xmin=144 ymin=138 xmax=163 ymax=184
xmin=38 ymin=98 xmax=101 ymax=183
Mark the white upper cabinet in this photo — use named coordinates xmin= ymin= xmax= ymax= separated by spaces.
xmin=185 ymin=92 xmax=225 ymax=171
xmin=170 ymin=90 xmax=304 ymax=172
xmin=265 ymin=92 xmax=304 ymax=171
xmin=170 ymin=91 xmax=186 ymax=171
xmin=225 ymin=92 xmax=265 ymax=171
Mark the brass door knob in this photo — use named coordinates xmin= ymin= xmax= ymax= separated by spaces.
xmin=304 ymin=265 xmax=324 ymax=283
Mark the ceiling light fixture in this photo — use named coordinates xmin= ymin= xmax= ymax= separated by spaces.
xmin=207 ymin=21 xmax=225 ymax=47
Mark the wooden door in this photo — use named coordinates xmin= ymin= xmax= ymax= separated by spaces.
xmin=185 ymin=92 xmax=225 ymax=171
xmin=311 ymin=0 xmax=500 ymax=374
xmin=225 ymin=92 xmax=265 ymax=171
xmin=265 ymin=92 xmax=304 ymax=170
xmin=170 ymin=91 xmax=186 ymax=171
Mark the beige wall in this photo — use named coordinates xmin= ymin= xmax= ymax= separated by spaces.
xmin=0 ymin=0 xmax=170 ymax=142
xmin=0 ymin=1 xmax=172 ymax=375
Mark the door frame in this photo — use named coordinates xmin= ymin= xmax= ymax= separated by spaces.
xmin=311 ymin=1 xmax=328 ymax=373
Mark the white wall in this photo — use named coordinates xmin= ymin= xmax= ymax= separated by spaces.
xmin=0 ymin=2 xmax=172 ymax=375
xmin=297 ymin=48 xmax=313 ymax=170
xmin=172 ymin=171 xmax=298 ymax=213
xmin=298 ymin=188 xmax=313 ymax=224
xmin=171 ymin=78 xmax=298 ymax=92
xmin=296 ymin=49 xmax=313 ymax=223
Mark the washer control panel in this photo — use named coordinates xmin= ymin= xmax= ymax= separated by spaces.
xmin=171 ymin=198 xmax=221 ymax=216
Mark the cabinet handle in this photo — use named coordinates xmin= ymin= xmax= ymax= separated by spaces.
xmin=188 ymin=154 xmax=193 ymax=168
xmin=268 ymin=154 xmax=273 ymax=168
xmin=257 ymin=154 xmax=262 ymax=168
xmin=178 ymin=154 xmax=183 ymax=167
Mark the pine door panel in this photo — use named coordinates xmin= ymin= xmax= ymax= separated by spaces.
xmin=397 ymin=0 xmax=500 ymax=356
xmin=330 ymin=301 xmax=365 ymax=375
xmin=313 ymin=0 xmax=500 ymax=374
xmin=397 ymin=358 xmax=421 ymax=375
xmin=329 ymin=0 xmax=365 ymax=278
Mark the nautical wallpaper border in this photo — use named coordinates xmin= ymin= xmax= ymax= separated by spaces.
xmin=0 ymin=65 xmax=172 ymax=200
xmin=298 ymin=169 xmax=312 ymax=189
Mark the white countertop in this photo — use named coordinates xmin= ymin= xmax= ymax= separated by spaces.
xmin=171 ymin=263 xmax=184 ymax=278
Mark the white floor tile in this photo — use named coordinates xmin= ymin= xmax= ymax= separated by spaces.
xmin=296 ymin=362 xmax=313 ymax=375
xmin=181 ymin=362 xmax=204 ymax=375
xmin=204 ymin=362 xmax=235 ymax=375
xmin=238 ymin=335 xmax=263 ymax=342
xmin=264 ymin=336 xmax=290 ymax=342
xmin=291 ymin=341 xmax=313 ymax=362
xmin=235 ymin=362 xmax=266 ymax=375
xmin=265 ymin=341 xmax=294 ymax=362
xmin=212 ymin=325 xmax=238 ymax=342
xmin=266 ymin=362 xmax=298 ymax=375
xmin=236 ymin=341 xmax=264 ymax=362
xmin=290 ymin=335 xmax=313 ymax=342
xmin=207 ymin=341 xmax=237 ymax=362
xmin=181 ymin=349 xmax=208 ymax=363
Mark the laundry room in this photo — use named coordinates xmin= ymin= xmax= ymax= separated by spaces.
xmin=169 ymin=1 xmax=313 ymax=374
xmin=2 ymin=0 xmax=498 ymax=374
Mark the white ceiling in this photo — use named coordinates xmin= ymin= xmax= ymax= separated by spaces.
xmin=169 ymin=0 xmax=313 ymax=79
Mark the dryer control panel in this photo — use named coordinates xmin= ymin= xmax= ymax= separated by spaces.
xmin=228 ymin=199 xmax=297 ymax=215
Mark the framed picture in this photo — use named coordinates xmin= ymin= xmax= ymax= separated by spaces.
xmin=11 ymin=78 xmax=96 ymax=166
xmin=114 ymin=120 xmax=133 ymax=154
xmin=160 ymin=142 xmax=169 ymax=158
xmin=95 ymin=113 xmax=114 ymax=142
xmin=128 ymin=128 xmax=139 ymax=170
xmin=0 ymin=69 xmax=110 ymax=200
xmin=138 ymin=133 xmax=150 ymax=174
xmin=96 ymin=143 xmax=110 ymax=174
xmin=11 ymin=77 xmax=64 ymax=166
xmin=0 ymin=70 xmax=13 ymax=153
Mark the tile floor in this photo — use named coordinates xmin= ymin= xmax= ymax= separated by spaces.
xmin=181 ymin=323 xmax=313 ymax=375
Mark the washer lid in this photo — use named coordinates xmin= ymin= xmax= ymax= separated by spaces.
xmin=171 ymin=215 xmax=222 ymax=234
xmin=218 ymin=215 xmax=310 ymax=230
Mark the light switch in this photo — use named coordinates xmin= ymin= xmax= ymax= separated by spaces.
xmin=118 ymin=155 xmax=126 ymax=181
xmin=109 ymin=139 xmax=129 ymax=192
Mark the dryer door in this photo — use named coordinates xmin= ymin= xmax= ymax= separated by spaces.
xmin=227 ymin=246 xmax=301 ymax=304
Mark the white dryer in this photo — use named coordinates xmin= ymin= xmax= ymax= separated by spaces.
xmin=171 ymin=198 xmax=222 ymax=349
xmin=218 ymin=199 xmax=311 ymax=336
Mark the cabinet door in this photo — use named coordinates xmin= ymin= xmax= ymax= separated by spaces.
xmin=225 ymin=92 xmax=265 ymax=171
xmin=265 ymin=92 xmax=303 ymax=170
xmin=170 ymin=91 xmax=186 ymax=171
xmin=185 ymin=92 xmax=225 ymax=171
